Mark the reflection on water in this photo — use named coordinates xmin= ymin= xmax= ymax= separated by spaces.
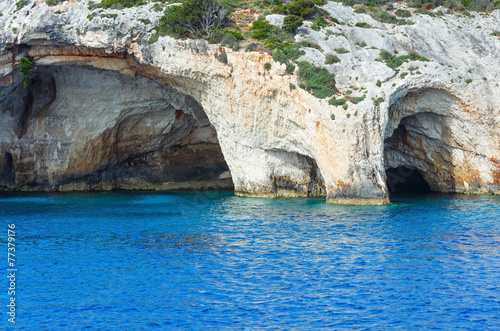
xmin=0 ymin=192 xmax=499 ymax=329
xmin=140 ymin=234 xmax=223 ymax=251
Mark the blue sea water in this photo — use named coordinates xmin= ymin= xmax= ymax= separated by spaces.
xmin=1 ymin=191 xmax=499 ymax=330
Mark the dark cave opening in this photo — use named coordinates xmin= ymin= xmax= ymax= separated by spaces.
xmin=0 ymin=64 xmax=235 ymax=191
xmin=386 ymin=166 xmax=431 ymax=195
xmin=0 ymin=152 xmax=15 ymax=186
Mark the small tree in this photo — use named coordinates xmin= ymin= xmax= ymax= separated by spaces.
xmin=159 ymin=0 xmax=227 ymax=38
xmin=19 ymin=57 xmax=34 ymax=89
xmin=283 ymin=15 xmax=304 ymax=33
xmin=287 ymin=0 xmax=316 ymax=18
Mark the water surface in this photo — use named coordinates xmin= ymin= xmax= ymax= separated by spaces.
xmin=1 ymin=192 xmax=499 ymax=329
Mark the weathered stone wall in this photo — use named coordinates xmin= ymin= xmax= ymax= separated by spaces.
xmin=0 ymin=0 xmax=499 ymax=203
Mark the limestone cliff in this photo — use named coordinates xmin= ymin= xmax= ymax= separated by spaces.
xmin=0 ymin=0 xmax=499 ymax=204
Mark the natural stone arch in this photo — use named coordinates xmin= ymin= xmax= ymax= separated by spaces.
xmin=383 ymin=87 xmax=496 ymax=196
xmin=0 ymin=46 xmax=234 ymax=191
xmin=0 ymin=44 xmax=328 ymax=196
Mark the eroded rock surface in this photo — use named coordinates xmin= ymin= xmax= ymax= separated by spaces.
xmin=0 ymin=0 xmax=499 ymax=203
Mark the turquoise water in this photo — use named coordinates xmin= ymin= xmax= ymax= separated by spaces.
xmin=1 ymin=192 xmax=499 ymax=330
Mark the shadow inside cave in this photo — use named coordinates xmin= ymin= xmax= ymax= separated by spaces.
xmin=0 ymin=64 xmax=235 ymax=191
xmin=386 ymin=166 xmax=432 ymax=197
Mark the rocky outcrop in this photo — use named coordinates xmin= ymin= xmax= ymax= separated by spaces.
xmin=0 ymin=0 xmax=499 ymax=203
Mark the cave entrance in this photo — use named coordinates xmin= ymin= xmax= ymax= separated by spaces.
xmin=1 ymin=63 xmax=234 ymax=191
xmin=0 ymin=152 xmax=15 ymax=187
xmin=384 ymin=117 xmax=436 ymax=198
xmin=381 ymin=87 xmax=487 ymax=199
xmin=386 ymin=166 xmax=431 ymax=195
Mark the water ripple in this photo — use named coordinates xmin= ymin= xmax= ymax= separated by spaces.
xmin=1 ymin=192 xmax=499 ymax=329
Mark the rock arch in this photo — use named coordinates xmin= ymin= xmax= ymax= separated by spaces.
xmin=0 ymin=46 xmax=234 ymax=191
xmin=0 ymin=44 xmax=328 ymax=196
xmin=383 ymin=87 xmax=498 ymax=196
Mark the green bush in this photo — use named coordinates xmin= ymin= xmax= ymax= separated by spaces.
xmin=395 ymin=9 xmax=411 ymax=17
xmin=299 ymin=41 xmax=323 ymax=51
xmin=354 ymin=6 xmax=367 ymax=13
xmin=348 ymin=95 xmax=365 ymax=104
xmin=216 ymin=52 xmax=228 ymax=64
xmin=245 ymin=43 xmax=259 ymax=52
xmin=156 ymin=0 xmax=229 ymax=38
xmin=379 ymin=50 xmax=430 ymax=71
xmin=335 ymin=47 xmax=349 ymax=54
xmin=269 ymin=44 xmax=305 ymax=64
xmin=414 ymin=7 xmax=436 ymax=16
xmin=208 ymin=29 xmax=244 ymax=48
xmin=373 ymin=97 xmax=384 ymax=106
xmin=15 ymin=0 xmax=28 ymax=10
xmin=282 ymin=45 xmax=305 ymax=60
xmin=376 ymin=79 xmax=382 ymax=87
xmin=101 ymin=0 xmax=145 ymax=9
xmin=148 ymin=32 xmax=159 ymax=44
xmin=287 ymin=0 xmax=316 ymax=18
xmin=220 ymin=0 xmax=243 ymax=10
xmin=272 ymin=49 xmax=288 ymax=64
xmin=355 ymin=22 xmax=371 ymax=28
xmin=286 ymin=63 xmax=296 ymax=74
xmin=283 ymin=15 xmax=304 ymax=32
xmin=311 ymin=16 xmax=328 ymax=31
xmin=325 ymin=54 xmax=341 ymax=64
xmin=271 ymin=4 xmax=287 ymax=14
xmin=19 ymin=57 xmax=34 ymax=89
xmin=138 ymin=18 xmax=151 ymax=24
xmin=328 ymin=98 xmax=346 ymax=106
xmin=297 ymin=62 xmax=336 ymax=99
xmin=373 ymin=10 xmax=399 ymax=24
xmin=250 ymin=20 xmax=274 ymax=40
xmin=264 ymin=62 xmax=272 ymax=70
xmin=338 ymin=0 xmax=497 ymax=13
xmin=465 ymin=78 xmax=473 ymax=84
xmin=261 ymin=27 xmax=295 ymax=49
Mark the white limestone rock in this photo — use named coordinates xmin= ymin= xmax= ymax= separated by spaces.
xmin=0 ymin=0 xmax=499 ymax=204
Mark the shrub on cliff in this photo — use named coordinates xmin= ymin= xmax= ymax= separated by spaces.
xmin=395 ymin=9 xmax=411 ymax=17
xmin=19 ymin=57 xmax=34 ymax=89
xmin=272 ymin=45 xmax=305 ymax=64
xmin=156 ymin=0 xmax=228 ymax=38
xmin=379 ymin=50 xmax=429 ymax=71
xmin=101 ymin=0 xmax=145 ymax=9
xmin=272 ymin=49 xmax=288 ymax=64
xmin=297 ymin=62 xmax=336 ymax=99
xmin=207 ymin=29 xmax=244 ymax=48
xmin=250 ymin=19 xmax=295 ymax=49
xmin=249 ymin=20 xmax=274 ymax=40
xmin=287 ymin=0 xmax=317 ymax=18
xmin=335 ymin=0 xmax=498 ymax=12
xmin=328 ymin=98 xmax=346 ymax=106
xmin=373 ymin=10 xmax=400 ymax=24
xmin=283 ymin=15 xmax=304 ymax=32
xmin=325 ymin=54 xmax=341 ymax=64
xmin=215 ymin=52 xmax=228 ymax=64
